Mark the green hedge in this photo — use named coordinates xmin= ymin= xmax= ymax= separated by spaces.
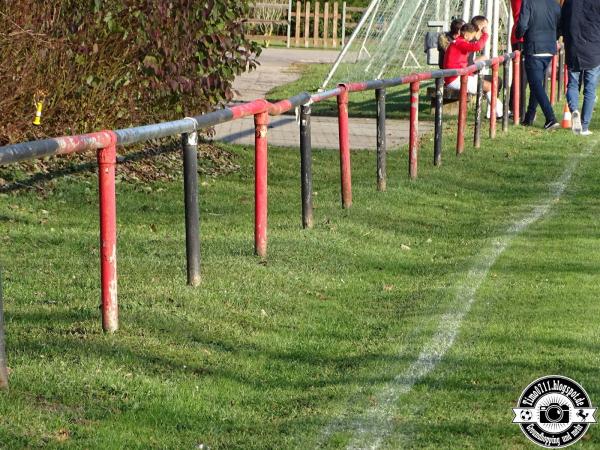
xmin=0 ymin=1 xmax=261 ymax=145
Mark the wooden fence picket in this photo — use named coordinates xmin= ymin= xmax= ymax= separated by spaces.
xmin=295 ymin=1 xmax=301 ymax=46
xmin=247 ymin=1 xmax=357 ymax=49
xmin=323 ymin=2 xmax=329 ymax=48
xmin=313 ymin=1 xmax=320 ymax=48
xmin=304 ymin=2 xmax=311 ymax=48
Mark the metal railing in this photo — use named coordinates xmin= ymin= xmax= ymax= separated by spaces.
xmin=0 ymin=47 xmax=566 ymax=344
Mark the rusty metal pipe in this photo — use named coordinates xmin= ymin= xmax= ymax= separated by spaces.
xmin=97 ymin=131 xmax=119 ymax=333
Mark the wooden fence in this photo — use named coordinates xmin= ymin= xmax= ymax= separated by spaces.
xmin=245 ymin=1 xmax=366 ymax=49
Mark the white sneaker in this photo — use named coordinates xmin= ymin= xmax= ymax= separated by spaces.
xmin=496 ymin=100 xmax=504 ymax=118
xmin=580 ymin=130 xmax=593 ymax=136
xmin=572 ymin=110 xmax=582 ymax=135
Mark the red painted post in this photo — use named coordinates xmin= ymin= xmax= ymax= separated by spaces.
xmin=97 ymin=131 xmax=118 ymax=333
xmin=490 ymin=62 xmax=499 ymax=139
xmin=550 ymin=54 xmax=558 ymax=105
xmin=254 ymin=111 xmax=269 ymax=259
xmin=337 ymin=85 xmax=352 ymax=208
xmin=564 ymin=64 xmax=569 ymax=94
xmin=456 ymin=74 xmax=468 ymax=155
xmin=513 ymin=52 xmax=521 ymax=125
xmin=409 ymin=81 xmax=420 ymax=179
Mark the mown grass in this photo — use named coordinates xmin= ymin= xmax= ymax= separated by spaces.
xmin=0 ymin=109 xmax=599 ymax=448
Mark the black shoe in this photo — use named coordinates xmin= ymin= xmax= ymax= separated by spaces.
xmin=544 ymin=119 xmax=560 ymax=130
xmin=521 ymin=112 xmax=536 ymax=126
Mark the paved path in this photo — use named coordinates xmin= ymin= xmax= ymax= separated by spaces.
xmin=232 ymin=48 xmax=339 ymax=102
xmin=215 ymin=48 xmax=432 ymax=150
xmin=212 ymin=115 xmax=433 ymax=150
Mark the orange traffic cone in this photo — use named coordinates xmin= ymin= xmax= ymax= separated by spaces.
xmin=561 ymin=104 xmax=572 ymax=129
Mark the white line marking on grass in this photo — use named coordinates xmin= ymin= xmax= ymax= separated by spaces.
xmin=322 ymin=144 xmax=594 ymax=450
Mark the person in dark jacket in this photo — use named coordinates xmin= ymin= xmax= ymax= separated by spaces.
xmin=561 ymin=0 xmax=600 ymax=135
xmin=438 ymin=18 xmax=465 ymax=69
xmin=515 ymin=0 xmax=561 ymax=129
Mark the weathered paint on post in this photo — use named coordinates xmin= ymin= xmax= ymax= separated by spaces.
xmin=502 ymin=59 xmax=510 ymax=132
xmin=409 ymin=81 xmax=420 ymax=179
xmin=300 ymin=104 xmax=314 ymax=229
xmin=520 ymin=53 xmax=527 ymax=121
xmin=513 ymin=52 xmax=521 ymax=125
xmin=376 ymin=88 xmax=387 ymax=190
xmin=474 ymin=71 xmax=484 ymax=148
xmin=97 ymin=131 xmax=118 ymax=333
xmin=337 ymin=86 xmax=352 ymax=208
xmin=433 ymin=77 xmax=444 ymax=166
xmin=0 ymin=270 xmax=8 ymax=390
xmin=558 ymin=48 xmax=565 ymax=102
xmin=550 ymin=54 xmax=558 ymax=105
xmin=456 ymin=74 xmax=468 ymax=155
xmin=0 ymin=52 xmax=525 ymax=335
xmin=254 ymin=111 xmax=269 ymax=259
xmin=182 ymin=132 xmax=201 ymax=286
xmin=490 ymin=63 xmax=499 ymax=138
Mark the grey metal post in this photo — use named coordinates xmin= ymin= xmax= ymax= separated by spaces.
xmin=0 ymin=270 xmax=8 ymax=390
xmin=558 ymin=47 xmax=565 ymax=102
xmin=434 ymin=77 xmax=444 ymax=165
xmin=376 ymin=88 xmax=387 ymax=190
xmin=182 ymin=132 xmax=201 ymax=286
xmin=300 ymin=105 xmax=314 ymax=228
xmin=503 ymin=58 xmax=510 ymax=132
xmin=474 ymin=71 xmax=484 ymax=148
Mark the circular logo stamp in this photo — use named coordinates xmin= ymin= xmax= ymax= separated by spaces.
xmin=513 ymin=375 xmax=597 ymax=448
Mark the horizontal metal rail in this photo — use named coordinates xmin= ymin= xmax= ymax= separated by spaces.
xmin=0 ymin=55 xmax=514 ymax=165
xmin=0 ymin=42 xmax=568 ymax=393
xmin=0 ymin=50 xmax=525 ymax=341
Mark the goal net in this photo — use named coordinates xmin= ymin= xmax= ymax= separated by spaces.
xmin=322 ymin=0 xmax=511 ymax=89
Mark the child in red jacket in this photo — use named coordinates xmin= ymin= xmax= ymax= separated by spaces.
xmin=444 ymin=22 xmax=503 ymax=118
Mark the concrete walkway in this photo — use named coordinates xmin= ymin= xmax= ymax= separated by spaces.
xmin=232 ymin=48 xmax=339 ymax=102
xmin=212 ymin=115 xmax=433 ymax=150
xmin=214 ymin=48 xmax=432 ymax=150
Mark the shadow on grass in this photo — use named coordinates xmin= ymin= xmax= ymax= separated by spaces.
xmin=0 ymin=142 xmax=181 ymax=194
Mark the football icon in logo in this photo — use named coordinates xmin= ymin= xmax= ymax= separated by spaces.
xmin=520 ymin=410 xmax=533 ymax=422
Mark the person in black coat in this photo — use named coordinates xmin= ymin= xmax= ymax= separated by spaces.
xmin=515 ymin=0 xmax=561 ymax=129
xmin=561 ymin=0 xmax=600 ymax=135
xmin=437 ymin=18 xmax=465 ymax=70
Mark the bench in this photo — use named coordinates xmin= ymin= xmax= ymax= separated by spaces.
xmin=426 ymin=86 xmax=476 ymax=116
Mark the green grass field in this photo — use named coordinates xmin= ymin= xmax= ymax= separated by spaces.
xmin=1 ymin=112 xmax=599 ymax=448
